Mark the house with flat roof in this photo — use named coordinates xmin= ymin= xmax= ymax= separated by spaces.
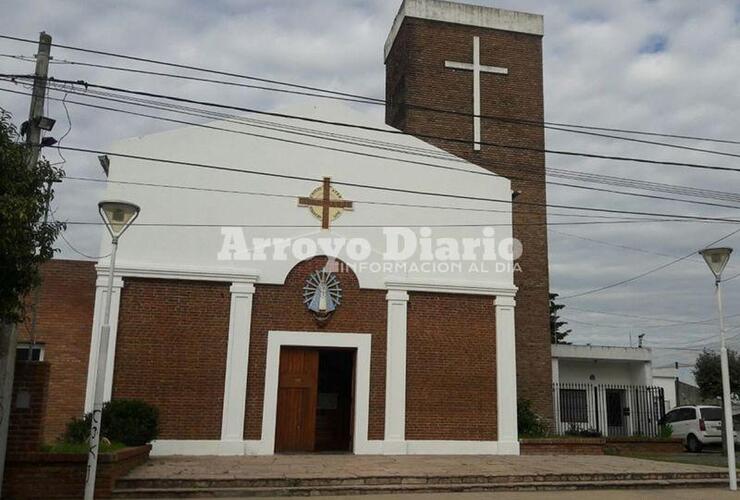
xmin=551 ymin=344 xmax=664 ymax=437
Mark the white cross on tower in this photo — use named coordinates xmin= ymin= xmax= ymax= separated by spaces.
xmin=445 ymin=36 xmax=508 ymax=151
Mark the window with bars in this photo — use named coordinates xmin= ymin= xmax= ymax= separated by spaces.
xmin=559 ymin=388 xmax=588 ymax=423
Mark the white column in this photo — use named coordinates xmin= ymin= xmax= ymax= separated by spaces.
xmin=84 ymin=275 xmax=124 ymax=413
xmin=384 ymin=289 xmax=408 ymax=454
xmin=220 ymin=282 xmax=255 ymax=445
xmin=495 ymin=294 xmax=519 ymax=454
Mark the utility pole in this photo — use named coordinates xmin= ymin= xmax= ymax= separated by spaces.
xmin=0 ymin=31 xmax=52 ymax=489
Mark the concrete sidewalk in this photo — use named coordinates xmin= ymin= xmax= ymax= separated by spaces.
xmin=126 ymin=453 xmax=725 ymax=480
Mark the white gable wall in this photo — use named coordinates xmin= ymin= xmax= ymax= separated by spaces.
xmin=96 ymin=103 xmax=515 ymax=291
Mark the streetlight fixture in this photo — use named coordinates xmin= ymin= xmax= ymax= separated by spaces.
xmin=84 ymin=200 xmax=140 ymax=500
xmin=699 ymin=246 xmax=735 ymax=491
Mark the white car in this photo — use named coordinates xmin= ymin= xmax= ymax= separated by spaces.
xmin=660 ymin=405 xmax=737 ymax=452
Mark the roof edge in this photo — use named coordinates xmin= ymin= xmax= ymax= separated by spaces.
xmin=384 ymin=0 xmax=544 ymax=60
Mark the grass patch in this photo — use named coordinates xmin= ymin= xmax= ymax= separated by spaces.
xmin=41 ymin=441 xmax=126 ymax=454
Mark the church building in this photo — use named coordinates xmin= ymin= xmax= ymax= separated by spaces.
xmin=24 ymin=0 xmax=551 ymax=456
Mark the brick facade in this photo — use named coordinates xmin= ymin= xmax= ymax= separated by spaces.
xmin=3 ymin=445 xmax=151 ymax=499
xmin=244 ymin=256 xmax=387 ymax=441
xmin=385 ymin=16 xmax=553 ymax=420
xmin=7 ymin=360 xmax=50 ymax=453
xmin=112 ymin=278 xmax=231 ymax=439
xmin=406 ymin=292 xmax=496 ymax=440
xmin=18 ymin=259 xmax=96 ymax=443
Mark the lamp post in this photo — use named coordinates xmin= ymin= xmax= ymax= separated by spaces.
xmin=699 ymin=246 xmax=736 ymax=491
xmin=84 ymin=201 xmax=140 ymax=500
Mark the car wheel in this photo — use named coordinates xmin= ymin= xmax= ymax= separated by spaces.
xmin=686 ymin=434 xmax=703 ymax=453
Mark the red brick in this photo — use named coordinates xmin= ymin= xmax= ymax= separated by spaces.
xmin=385 ymin=16 xmax=553 ymax=421
xmin=18 ymin=259 xmax=96 ymax=443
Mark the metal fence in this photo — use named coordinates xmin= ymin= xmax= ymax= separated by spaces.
xmin=552 ymin=383 xmax=666 ymax=437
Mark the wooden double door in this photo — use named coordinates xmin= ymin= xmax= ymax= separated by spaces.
xmin=274 ymin=347 xmax=355 ymax=453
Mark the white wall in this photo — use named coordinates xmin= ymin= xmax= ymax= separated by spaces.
xmin=556 ymin=359 xmax=651 ymax=386
xmin=97 ymin=101 xmax=516 ymax=292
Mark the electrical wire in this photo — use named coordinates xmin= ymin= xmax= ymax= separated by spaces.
xmin=559 ymin=227 xmax=740 ymax=300
xmin=0 ymin=38 xmax=738 ymax=145
xmin=49 ymin=144 xmax=740 ymax=224
xmin=6 ymin=81 xmax=738 ymax=210
xmin=30 ymin=84 xmax=740 ymax=209
xmin=5 ymin=54 xmax=738 ymax=158
xmin=4 ymin=74 xmax=740 ymax=174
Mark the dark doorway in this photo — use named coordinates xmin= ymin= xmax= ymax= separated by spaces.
xmin=606 ymin=389 xmax=627 ymax=436
xmin=274 ymin=347 xmax=354 ymax=453
xmin=315 ymin=349 xmax=354 ymax=452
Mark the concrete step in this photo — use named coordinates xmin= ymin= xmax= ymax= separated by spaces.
xmin=112 ymin=477 xmax=730 ymax=498
xmin=115 ymin=471 xmax=727 ymax=490
xmin=112 ymin=478 xmax=729 ymax=498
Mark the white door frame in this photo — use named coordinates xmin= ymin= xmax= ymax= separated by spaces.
xmin=260 ymin=331 xmax=373 ymax=454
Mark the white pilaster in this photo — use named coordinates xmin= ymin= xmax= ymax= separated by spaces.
xmin=220 ymin=282 xmax=256 ymax=442
xmin=384 ymin=289 xmax=409 ymax=454
xmin=84 ymin=275 xmax=124 ymax=413
xmin=495 ymin=294 xmax=518 ymax=454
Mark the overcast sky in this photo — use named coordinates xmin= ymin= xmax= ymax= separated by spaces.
xmin=1 ymin=0 xmax=739 ymax=375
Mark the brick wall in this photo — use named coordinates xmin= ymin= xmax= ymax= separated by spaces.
xmin=386 ymin=16 xmax=553 ymax=420
xmin=112 ymin=278 xmax=230 ymax=440
xmin=406 ymin=292 xmax=496 ymax=440
xmin=7 ymin=360 xmax=50 ymax=453
xmin=245 ymin=257 xmax=387 ymax=441
xmin=3 ymin=445 xmax=151 ymax=499
xmin=18 ymin=259 xmax=96 ymax=442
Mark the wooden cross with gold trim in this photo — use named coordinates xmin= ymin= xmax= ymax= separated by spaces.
xmin=298 ymin=177 xmax=353 ymax=229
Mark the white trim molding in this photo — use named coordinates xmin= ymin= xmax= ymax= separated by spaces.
xmin=386 ymin=278 xmax=517 ymax=297
xmin=151 ymin=439 xmax=508 ymax=456
xmin=84 ymin=275 xmax=124 ymax=413
xmin=220 ymin=282 xmax=256 ymax=443
xmin=494 ymin=294 xmax=519 ymax=454
xmin=384 ymin=289 xmax=409 ymax=454
xmin=95 ymin=262 xmax=259 ymax=284
xmin=261 ymin=331 xmax=373 ymax=455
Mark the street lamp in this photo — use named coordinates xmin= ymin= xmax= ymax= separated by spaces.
xmin=84 ymin=200 xmax=140 ymax=500
xmin=699 ymin=247 xmax=735 ymax=491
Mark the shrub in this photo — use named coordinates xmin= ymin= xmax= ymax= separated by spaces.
xmin=63 ymin=399 xmax=159 ymax=447
xmin=658 ymin=423 xmax=673 ymax=439
xmin=518 ymin=399 xmax=549 ymax=437
xmin=64 ymin=415 xmax=91 ymax=443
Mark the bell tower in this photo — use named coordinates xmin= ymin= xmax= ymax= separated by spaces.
xmin=385 ymin=0 xmax=552 ymax=419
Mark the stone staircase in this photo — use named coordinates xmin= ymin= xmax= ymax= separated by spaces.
xmin=112 ymin=471 xmax=729 ymax=497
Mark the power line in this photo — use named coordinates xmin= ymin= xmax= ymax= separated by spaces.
xmin=550 ymin=229 xmax=696 ymax=260
xmin=7 ymin=80 xmax=736 ymax=207
xmin=8 ymin=85 xmax=739 ymax=213
xmin=565 ymin=306 xmax=740 ymax=327
xmin=39 ymin=83 xmax=740 ymax=203
xmin=64 ymin=175 xmax=702 ymax=224
xmin=4 ymin=74 xmax=740 ymax=174
xmin=5 ymin=55 xmax=739 ymax=159
xmin=51 ymin=144 xmax=740 ymax=224
xmin=560 ymin=227 xmax=740 ymax=300
xmin=1 ymin=37 xmax=738 ymax=145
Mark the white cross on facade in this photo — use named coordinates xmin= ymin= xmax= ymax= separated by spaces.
xmin=445 ymin=36 xmax=508 ymax=151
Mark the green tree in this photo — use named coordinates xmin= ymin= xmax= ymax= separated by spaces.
xmin=693 ymin=349 xmax=740 ymax=400
xmin=0 ymin=109 xmax=64 ymax=322
xmin=550 ymin=293 xmax=571 ymax=344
